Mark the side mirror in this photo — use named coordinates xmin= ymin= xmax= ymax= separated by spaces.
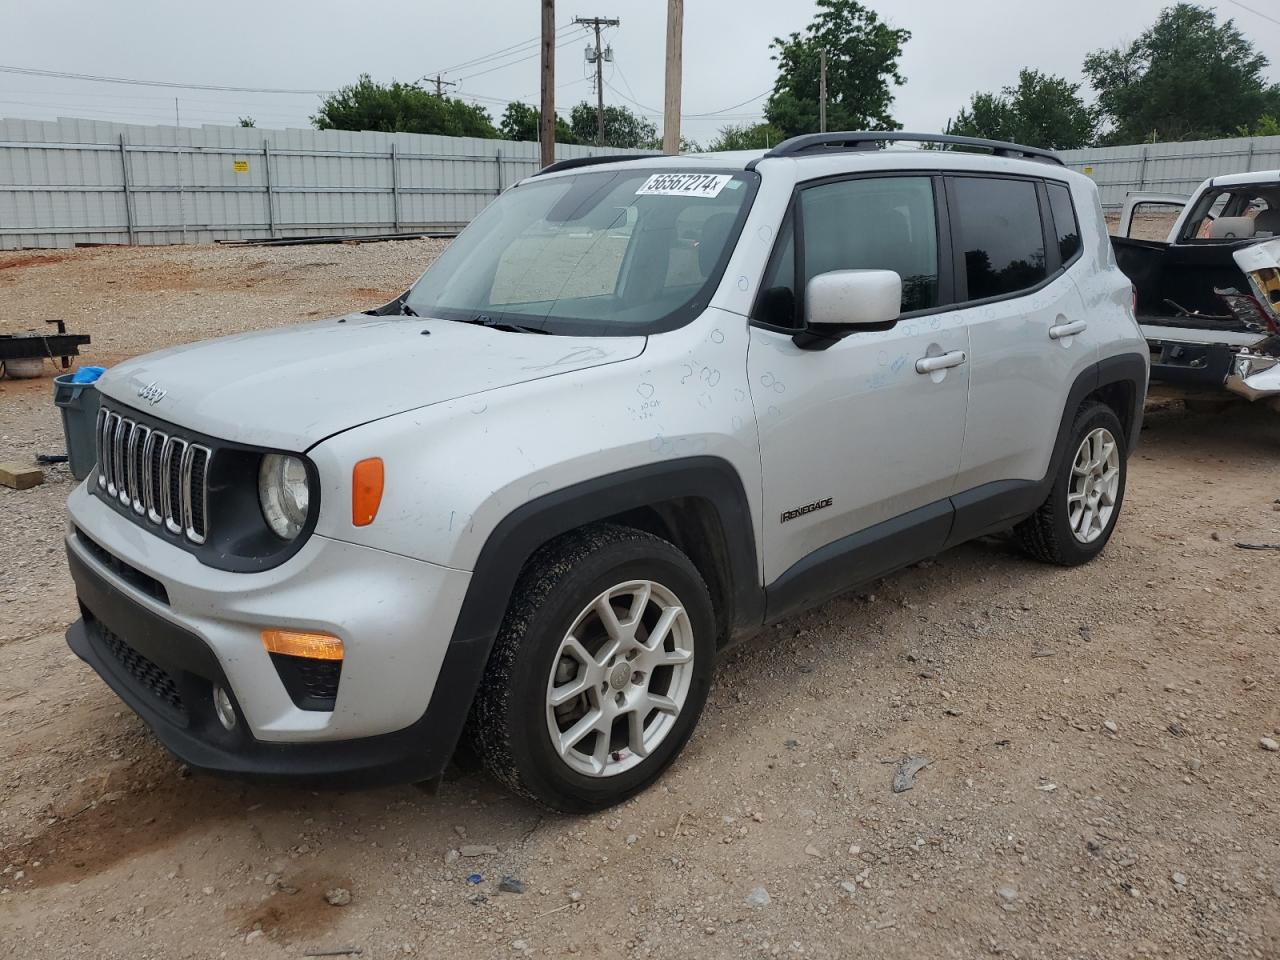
xmin=805 ymin=269 xmax=902 ymax=328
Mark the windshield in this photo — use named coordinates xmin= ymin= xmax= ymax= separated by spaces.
xmin=404 ymin=168 xmax=757 ymax=335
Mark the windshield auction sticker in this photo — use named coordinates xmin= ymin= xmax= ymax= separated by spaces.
xmin=636 ymin=173 xmax=733 ymax=199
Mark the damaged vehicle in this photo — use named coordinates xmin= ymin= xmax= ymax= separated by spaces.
xmin=64 ymin=133 xmax=1146 ymax=811
xmin=1114 ymin=171 xmax=1280 ymax=409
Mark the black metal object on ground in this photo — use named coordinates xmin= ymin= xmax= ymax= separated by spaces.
xmin=216 ymin=230 xmax=459 ymax=248
xmin=0 ymin=319 xmax=91 ymax=369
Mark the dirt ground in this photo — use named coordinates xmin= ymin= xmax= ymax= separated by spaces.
xmin=1 ymin=243 xmax=1278 ymax=960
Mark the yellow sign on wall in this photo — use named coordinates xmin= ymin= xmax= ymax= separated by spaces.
xmin=232 ymin=160 xmax=249 ymax=173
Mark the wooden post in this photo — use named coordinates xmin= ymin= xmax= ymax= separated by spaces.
xmin=663 ymin=0 xmax=683 ymax=155
xmin=540 ymin=0 xmax=556 ymax=168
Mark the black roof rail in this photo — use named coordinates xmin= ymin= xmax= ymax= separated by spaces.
xmin=533 ymin=153 xmax=656 ymax=177
xmin=755 ymin=131 xmax=1064 ymax=166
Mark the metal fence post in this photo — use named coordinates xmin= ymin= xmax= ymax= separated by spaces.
xmin=495 ymin=149 xmax=503 ymax=196
xmin=1246 ymin=139 xmax=1255 ymax=172
xmin=1137 ymin=146 xmax=1148 ymax=191
xmin=118 ymin=134 xmax=136 ymax=245
xmin=390 ymin=143 xmax=400 ymax=233
xmin=262 ymin=138 xmax=277 ymax=238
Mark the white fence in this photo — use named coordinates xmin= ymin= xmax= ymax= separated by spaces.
xmin=1059 ymin=135 xmax=1280 ymax=209
xmin=0 ymin=117 xmax=648 ymax=250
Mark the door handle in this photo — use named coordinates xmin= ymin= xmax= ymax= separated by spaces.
xmin=915 ymin=350 xmax=966 ymax=374
xmin=1049 ymin=319 xmax=1088 ymax=340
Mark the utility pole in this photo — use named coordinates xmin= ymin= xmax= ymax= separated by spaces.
xmin=426 ymin=74 xmax=457 ymax=97
xmin=664 ymin=0 xmax=682 ymax=154
xmin=540 ymin=0 xmax=555 ymax=167
xmin=574 ymin=16 xmax=619 ymax=147
xmin=818 ymin=49 xmax=827 ymax=133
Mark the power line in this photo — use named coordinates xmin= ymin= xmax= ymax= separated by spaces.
xmin=425 ymin=22 xmax=580 ymax=78
xmin=684 ymin=88 xmax=773 ymax=118
xmin=0 ymin=63 xmax=328 ymax=95
xmin=457 ymin=31 xmax=585 ymax=83
xmin=1225 ymin=0 xmax=1280 ymax=29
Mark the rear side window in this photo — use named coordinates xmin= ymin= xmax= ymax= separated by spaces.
xmin=951 ymin=177 xmax=1047 ymax=300
xmin=1046 ymin=182 xmax=1082 ymax=263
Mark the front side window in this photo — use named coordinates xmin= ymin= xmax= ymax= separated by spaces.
xmin=405 ymin=169 xmax=756 ymax=335
xmin=800 ymin=176 xmax=940 ymax=314
xmin=951 ymin=177 xmax=1047 ymax=300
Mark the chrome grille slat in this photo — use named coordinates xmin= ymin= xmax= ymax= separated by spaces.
xmin=144 ymin=430 xmax=165 ymax=524
xmin=94 ymin=407 xmax=108 ymax=489
xmin=104 ymin=413 xmax=121 ymax=496
xmin=115 ymin=419 xmax=134 ymax=505
xmin=93 ymin=404 xmax=212 ymax=546
xmin=128 ymin=425 xmax=150 ymax=515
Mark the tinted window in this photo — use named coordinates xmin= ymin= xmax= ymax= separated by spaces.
xmin=800 ymin=176 xmax=940 ymax=314
xmin=952 ymin=177 xmax=1047 ymax=300
xmin=1047 ymin=183 xmax=1081 ymax=262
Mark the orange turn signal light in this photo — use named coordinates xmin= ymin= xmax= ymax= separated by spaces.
xmin=261 ymin=628 xmax=344 ymax=661
xmin=352 ymin=457 xmax=384 ymax=527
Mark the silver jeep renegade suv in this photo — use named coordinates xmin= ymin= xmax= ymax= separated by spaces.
xmin=64 ymin=132 xmax=1148 ymax=811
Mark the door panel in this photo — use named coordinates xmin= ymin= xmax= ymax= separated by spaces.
xmin=953 ymin=278 xmax=1095 ymax=488
xmin=948 ymin=176 xmax=1100 ymax=491
xmin=749 ymin=173 xmax=969 ymax=585
xmin=750 ymin=318 xmax=969 ymax=583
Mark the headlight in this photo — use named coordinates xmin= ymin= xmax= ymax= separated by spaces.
xmin=258 ymin=454 xmax=310 ymax=540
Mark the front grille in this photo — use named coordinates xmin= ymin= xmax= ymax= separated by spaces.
xmin=100 ymin=625 xmax=187 ymax=718
xmin=95 ymin=406 xmax=211 ymax=544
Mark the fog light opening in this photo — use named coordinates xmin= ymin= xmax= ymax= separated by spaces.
xmin=213 ymin=684 xmax=237 ymax=731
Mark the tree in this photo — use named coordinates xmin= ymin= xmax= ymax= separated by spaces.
xmin=312 ymin=74 xmax=497 ymax=138
xmin=706 ymin=122 xmax=786 ymax=151
xmin=1238 ymin=114 xmax=1280 ymax=137
xmin=498 ymin=102 xmax=579 ymax=144
xmin=567 ymin=102 xmax=657 ymax=149
xmin=1084 ymin=3 xmax=1280 ymax=143
xmin=238 ymin=116 xmax=256 ymax=128
xmin=764 ymin=0 xmax=910 ymax=138
xmin=946 ymin=69 xmax=1097 ymax=150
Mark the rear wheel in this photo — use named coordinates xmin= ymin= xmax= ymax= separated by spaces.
xmin=1015 ymin=402 xmax=1127 ymax=566
xmin=465 ymin=524 xmax=715 ymax=812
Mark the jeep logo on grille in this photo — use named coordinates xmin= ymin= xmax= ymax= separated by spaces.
xmin=137 ymin=381 xmax=167 ymax=405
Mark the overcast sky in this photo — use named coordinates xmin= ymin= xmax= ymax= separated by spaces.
xmin=3 ymin=0 xmax=1278 ymax=144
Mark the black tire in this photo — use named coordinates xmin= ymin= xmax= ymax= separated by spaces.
xmin=1015 ymin=401 xmax=1128 ymax=566
xmin=464 ymin=523 xmax=716 ymax=812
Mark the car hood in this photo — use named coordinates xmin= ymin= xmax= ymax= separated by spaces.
xmin=98 ymin=314 xmax=646 ymax=450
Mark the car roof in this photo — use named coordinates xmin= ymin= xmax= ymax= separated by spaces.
xmin=532 ymin=146 xmax=1082 ymax=185
xmin=1207 ymin=169 xmax=1280 ymax=189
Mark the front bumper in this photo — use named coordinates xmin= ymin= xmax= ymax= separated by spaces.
xmin=65 ymin=483 xmax=483 ymax=783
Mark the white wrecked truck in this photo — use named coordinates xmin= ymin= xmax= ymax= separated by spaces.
xmin=1115 ymin=170 xmax=1280 ymax=408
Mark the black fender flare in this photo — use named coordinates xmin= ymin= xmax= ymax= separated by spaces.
xmin=947 ymin=351 xmax=1148 ymax=547
xmin=411 ymin=456 xmax=762 ymax=777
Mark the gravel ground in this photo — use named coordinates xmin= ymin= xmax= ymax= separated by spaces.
xmin=1 ymin=243 xmax=1279 ymax=960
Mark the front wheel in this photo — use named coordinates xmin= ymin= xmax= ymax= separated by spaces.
xmin=1015 ymin=402 xmax=1128 ymax=566
xmin=464 ymin=524 xmax=716 ymax=812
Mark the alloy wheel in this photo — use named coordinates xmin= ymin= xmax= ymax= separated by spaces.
xmin=545 ymin=579 xmax=695 ymax=778
xmin=1068 ymin=426 xmax=1120 ymax=544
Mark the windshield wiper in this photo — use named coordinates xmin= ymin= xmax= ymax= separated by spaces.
xmin=457 ymin=314 xmax=548 ymax=334
xmin=400 ymin=302 xmax=419 ymax=317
